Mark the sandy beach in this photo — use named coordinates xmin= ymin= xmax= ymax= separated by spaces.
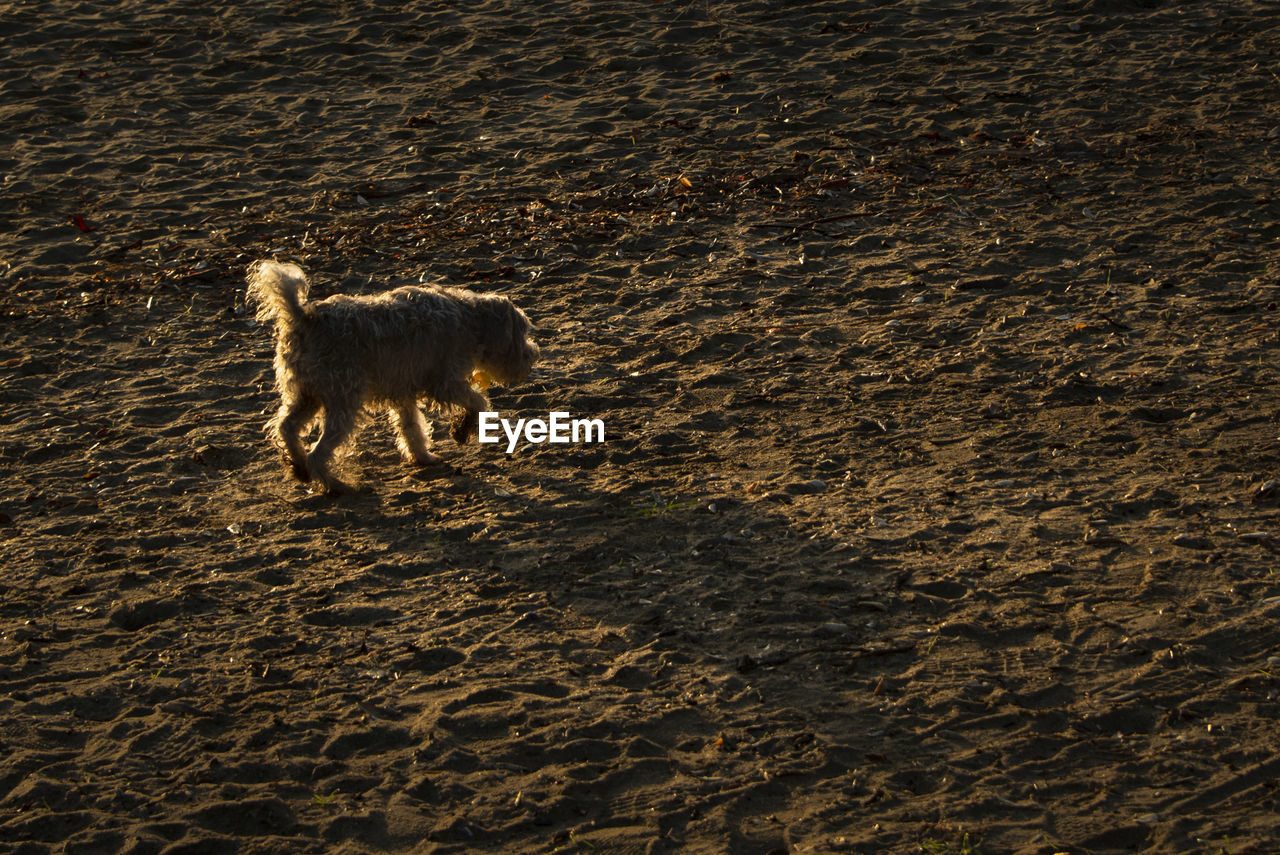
xmin=3 ymin=1 xmax=1280 ymax=852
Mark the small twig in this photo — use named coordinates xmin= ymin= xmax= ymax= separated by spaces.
xmin=1100 ymin=313 xmax=1133 ymax=332
xmin=757 ymin=211 xmax=877 ymax=230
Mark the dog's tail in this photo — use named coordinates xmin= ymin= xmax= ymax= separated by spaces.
xmin=246 ymin=260 xmax=310 ymax=328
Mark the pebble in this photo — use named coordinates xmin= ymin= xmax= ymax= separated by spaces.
xmin=1237 ymin=531 xmax=1273 ymax=544
xmin=785 ymin=479 xmax=827 ymax=495
xmin=168 ymin=477 xmax=202 ymax=494
xmin=1253 ymin=479 xmax=1280 ymax=501
xmin=1172 ymin=533 xmax=1213 ymax=550
xmin=156 ymin=700 xmax=202 ymax=716
xmin=1083 ymin=526 xmax=1116 ymax=544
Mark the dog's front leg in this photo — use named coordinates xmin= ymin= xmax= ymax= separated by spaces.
xmin=450 ymin=410 xmax=480 ymax=444
xmin=437 ymin=381 xmax=489 ymax=444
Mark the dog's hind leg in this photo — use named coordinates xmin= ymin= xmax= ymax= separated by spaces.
xmin=273 ymin=394 xmax=320 ymax=482
xmin=306 ymin=405 xmax=357 ymax=493
xmin=389 ymin=401 xmax=441 ymax=466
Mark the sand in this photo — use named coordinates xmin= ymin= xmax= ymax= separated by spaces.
xmin=3 ymin=1 xmax=1280 ymax=852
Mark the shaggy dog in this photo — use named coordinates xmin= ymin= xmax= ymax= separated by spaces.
xmin=247 ymin=260 xmax=539 ymax=493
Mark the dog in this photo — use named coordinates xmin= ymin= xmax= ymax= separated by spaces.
xmin=246 ymin=260 xmax=539 ymax=493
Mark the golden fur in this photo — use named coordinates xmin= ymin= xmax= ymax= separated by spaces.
xmin=247 ymin=260 xmax=539 ymax=493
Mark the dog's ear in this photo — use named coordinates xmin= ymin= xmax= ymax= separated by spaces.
xmin=477 ymin=295 xmax=534 ymax=380
xmin=507 ymin=303 xmax=532 ymax=342
xmin=486 ymin=295 xmax=527 ymax=349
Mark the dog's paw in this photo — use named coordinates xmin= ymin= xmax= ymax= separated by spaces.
xmin=316 ymin=476 xmax=358 ymax=496
xmin=450 ymin=411 xmax=479 ymax=444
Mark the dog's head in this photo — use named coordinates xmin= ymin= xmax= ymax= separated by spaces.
xmin=475 ymin=294 xmax=539 ymax=384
